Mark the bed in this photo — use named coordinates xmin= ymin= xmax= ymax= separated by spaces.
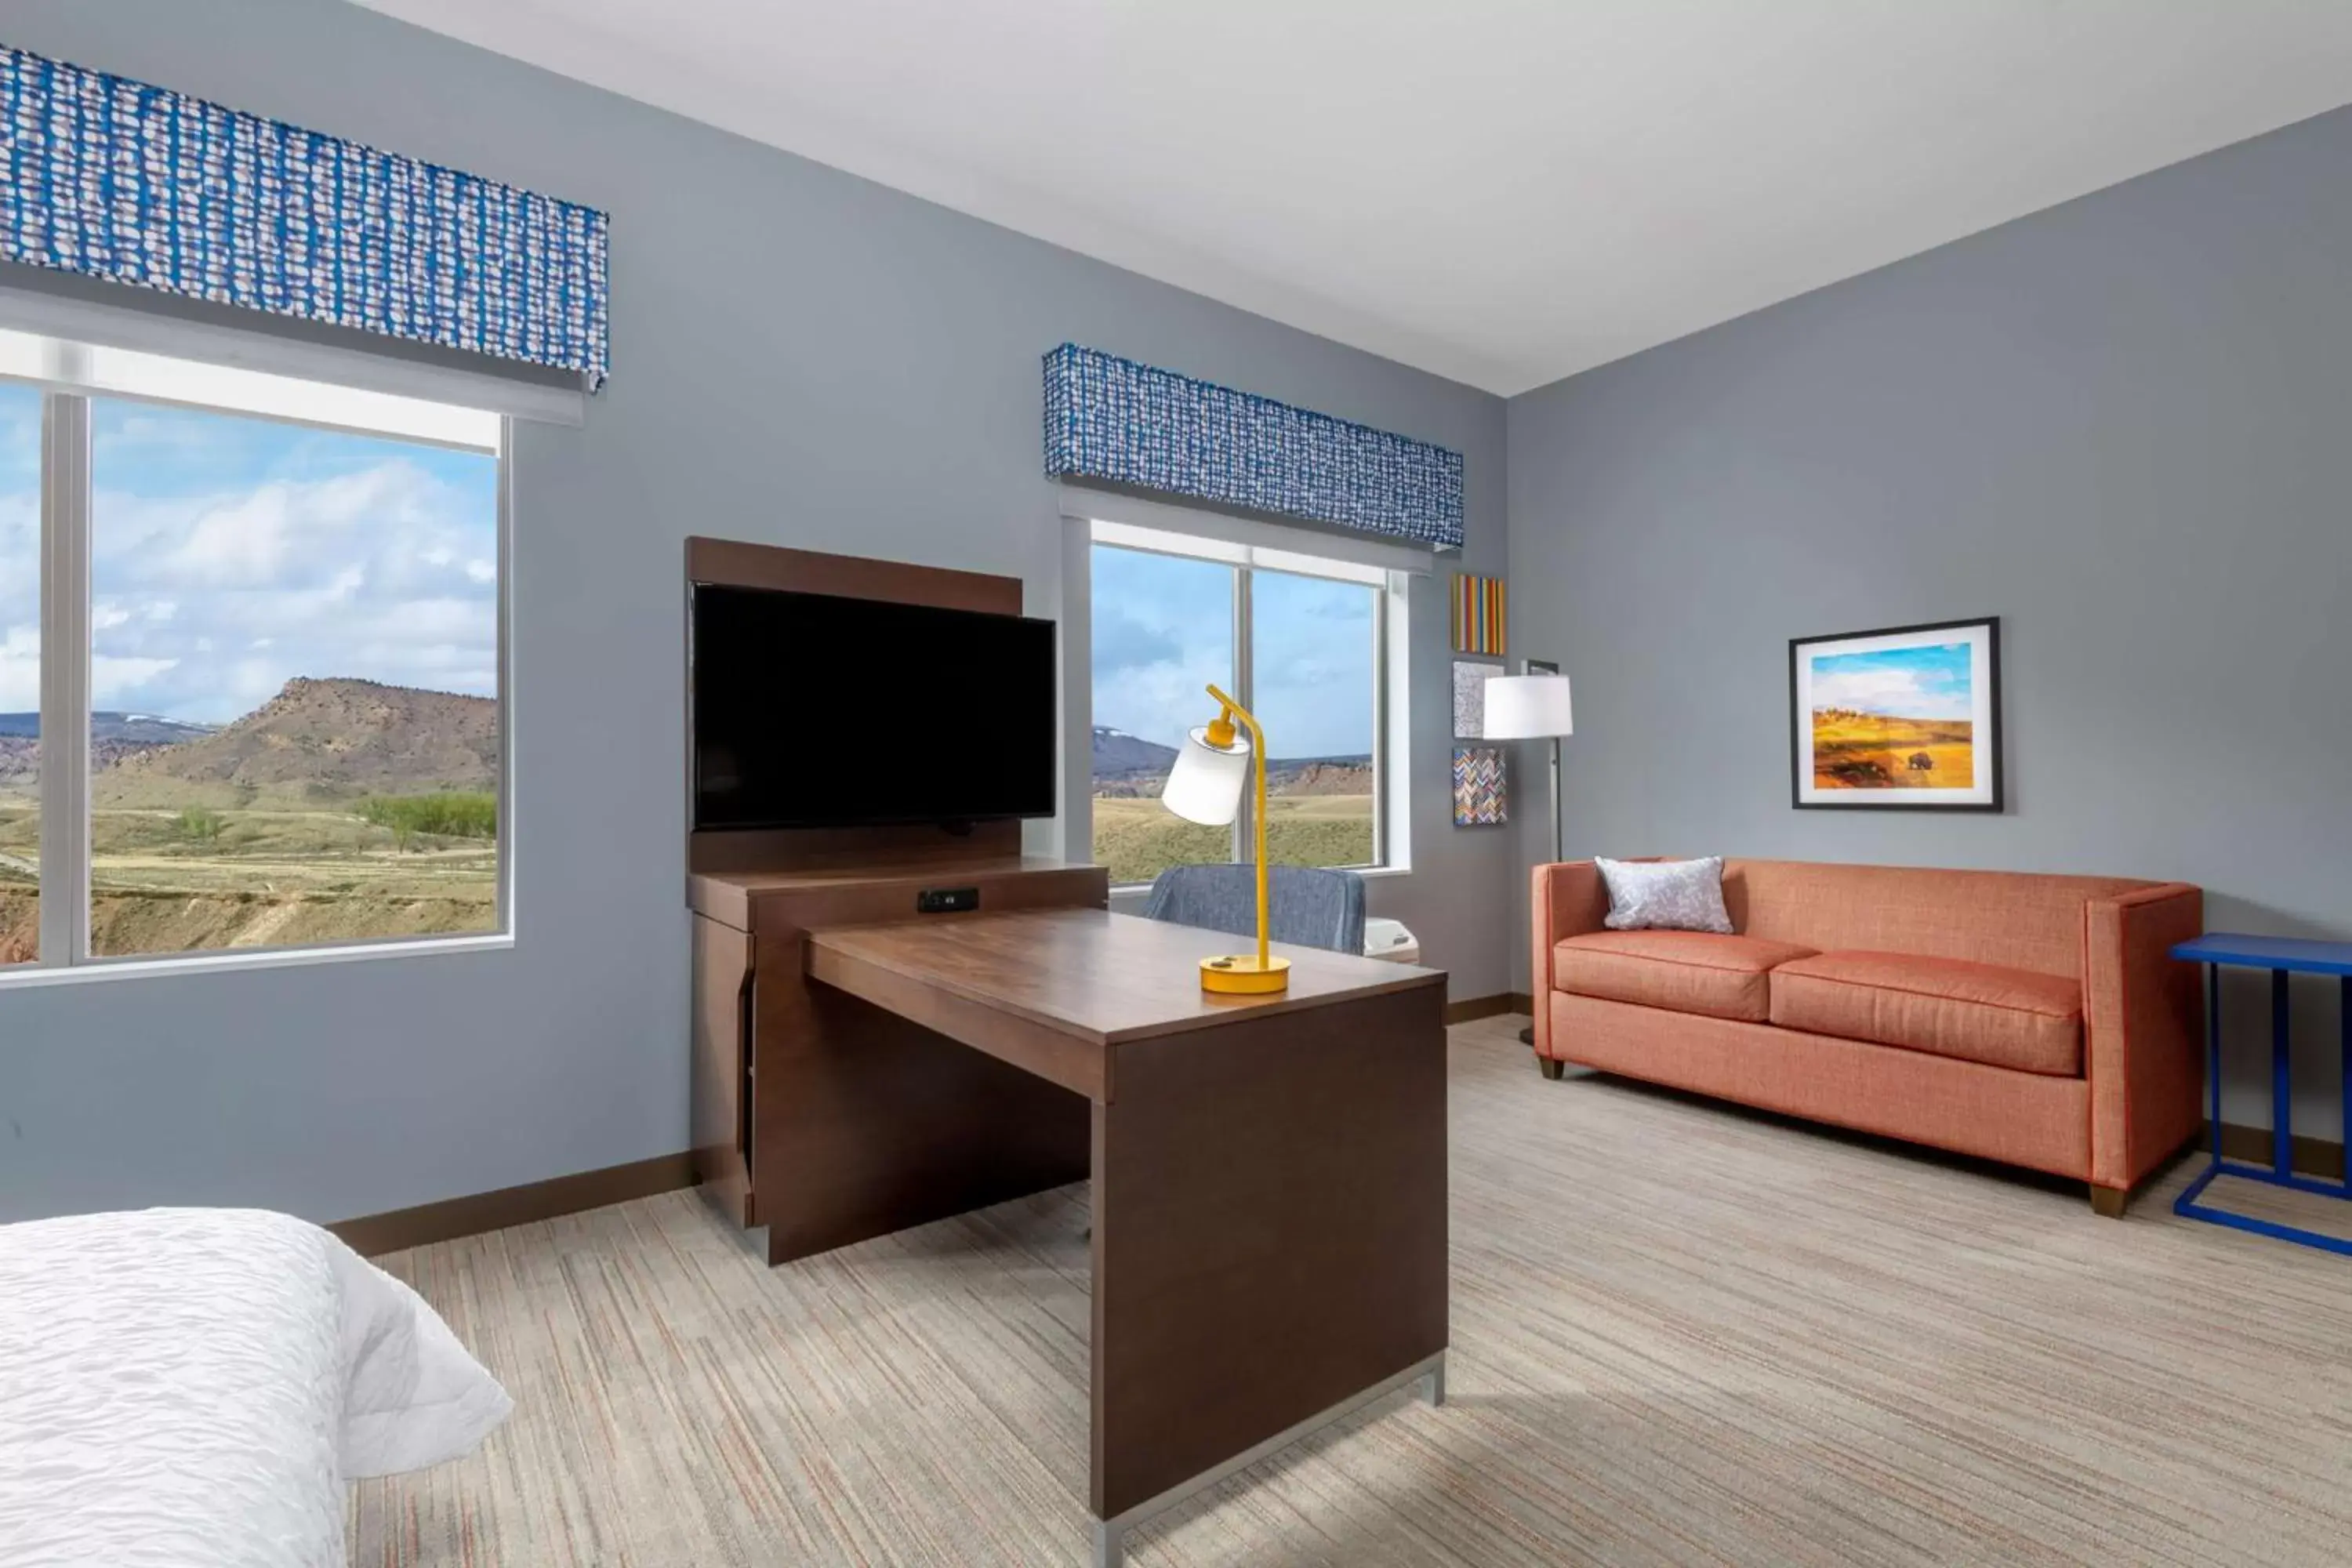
xmin=0 ymin=1207 xmax=511 ymax=1566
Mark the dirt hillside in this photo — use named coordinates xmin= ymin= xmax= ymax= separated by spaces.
xmin=95 ymin=677 xmax=497 ymax=805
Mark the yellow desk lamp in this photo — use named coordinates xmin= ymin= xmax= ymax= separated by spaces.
xmin=1159 ymin=684 xmax=1290 ymax=994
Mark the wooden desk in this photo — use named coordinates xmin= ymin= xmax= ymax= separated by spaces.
xmin=805 ymin=909 xmax=1450 ymax=1566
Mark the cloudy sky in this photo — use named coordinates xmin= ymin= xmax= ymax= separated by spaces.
xmin=1808 ymin=641 xmax=1973 ymax=720
xmin=0 ymin=383 xmax=497 ymax=724
xmin=1091 ymin=543 xmax=1376 ymax=764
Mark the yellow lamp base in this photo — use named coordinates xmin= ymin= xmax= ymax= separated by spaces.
xmin=1199 ymin=954 xmax=1291 ymax=994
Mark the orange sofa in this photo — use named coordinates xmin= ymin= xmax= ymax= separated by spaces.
xmin=1529 ymin=858 xmax=2205 ymax=1214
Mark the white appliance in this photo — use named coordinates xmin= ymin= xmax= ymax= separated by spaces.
xmin=1363 ymin=916 xmax=1421 ymax=964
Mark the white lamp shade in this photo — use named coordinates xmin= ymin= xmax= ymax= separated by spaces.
xmin=1482 ymin=675 xmax=1573 ymax=739
xmin=1160 ymin=725 xmax=1252 ymax=826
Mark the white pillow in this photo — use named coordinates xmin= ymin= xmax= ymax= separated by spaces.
xmin=328 ymin=1232 xmax=514 ymax=1476
xmin=1595 ymin=856 xmax=1733 ymax=934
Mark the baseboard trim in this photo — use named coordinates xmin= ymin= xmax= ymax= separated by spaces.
xmin=330 ymin=1151 xmax=699 ymax=1258
xmin=2212 ymin=1121 xmax=2347 ymax=1182
xmin=1445 ymin=993 xmax=1534 ymax=1025
xmin=319 ymin=1116 xmax=2321 ymax=1256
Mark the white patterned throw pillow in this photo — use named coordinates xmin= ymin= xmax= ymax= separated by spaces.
xmin=1595 ymin=856 xmax=1734 ymax=934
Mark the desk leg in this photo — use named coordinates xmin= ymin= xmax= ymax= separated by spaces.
xmin=1088 ymin=987 xmax=1448 ymax=1552
xmin=2208 ymin=964 xmax=2223 ymax=1159
xmin=2273 ymin=968 xmax=2292 ymax=1177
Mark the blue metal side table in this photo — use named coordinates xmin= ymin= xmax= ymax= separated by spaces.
xmin=2171 ymin=933 xmax=2352 ymax=1255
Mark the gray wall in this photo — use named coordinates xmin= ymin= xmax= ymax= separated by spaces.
xmin=1507 ymin=106 xmax=2352 ymax=1133
xmin=0 ymin=0 xmax=1512 ymax=1225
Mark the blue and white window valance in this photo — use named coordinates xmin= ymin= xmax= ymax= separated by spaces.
xmin=1044 ymin=343 xmax=1462 ymax=549
xmin=0 ymin=43 xmax=610 ymax=389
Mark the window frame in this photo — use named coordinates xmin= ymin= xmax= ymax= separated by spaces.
xmin=1087 ymin=517 xmax=1406 ymax=889
xmin=0 ymin=328 xmax=512 ymax=982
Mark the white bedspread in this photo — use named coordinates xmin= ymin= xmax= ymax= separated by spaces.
xmin=0 ymin=1207 xmax=511 ymax=1567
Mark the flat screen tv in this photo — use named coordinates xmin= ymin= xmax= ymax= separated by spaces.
xmin=690 ymin=583 xmax=1058 ymax=831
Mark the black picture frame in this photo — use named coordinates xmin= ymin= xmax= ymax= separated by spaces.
xmin=1789 ymin=615 xmax=2002 ymax=811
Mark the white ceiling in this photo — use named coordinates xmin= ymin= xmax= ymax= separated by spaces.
xmin=356 ymin=1 xmax=2352 ymax=395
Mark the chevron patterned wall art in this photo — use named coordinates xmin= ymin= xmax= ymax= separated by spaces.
xmin=1452 ymin=746 xmax=1508 ymax=826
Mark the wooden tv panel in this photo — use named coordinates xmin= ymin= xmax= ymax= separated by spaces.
xmin=681 ymin=537 xmax=1108 ymax=1261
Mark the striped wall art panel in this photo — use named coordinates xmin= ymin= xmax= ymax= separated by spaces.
xmin=0 ymin=42 xmax=612 ymax=387
xmin=1044 ymin=343 xmax=1463 ymax=549
xmin=1452 ymin=573 xmax=1505 ymax=655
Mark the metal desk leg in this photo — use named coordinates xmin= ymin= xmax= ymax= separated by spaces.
xmin=2208 ymin=964 xmax=2223 ymax=1159
xmin=2273 ymin=968 xmax=2292 ymax=1176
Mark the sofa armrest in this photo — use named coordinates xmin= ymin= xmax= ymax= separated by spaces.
xmin=2083 ymin=882 xmax=2204 ymax=1189
xmin=1531 ymin=861 xmax=1609 ymax=1058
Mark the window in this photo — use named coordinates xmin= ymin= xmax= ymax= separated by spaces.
xmin=0 ymin=383 xmax=37 ymax=966
xmin=0 ymin=329 xmax=505 ymax=973
xmin=1090 ymin=520 xmax=1401 ymax=887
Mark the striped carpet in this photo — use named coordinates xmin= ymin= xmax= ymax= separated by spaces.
xmin=350 ymin=1016 xmax=2352 ymax=1566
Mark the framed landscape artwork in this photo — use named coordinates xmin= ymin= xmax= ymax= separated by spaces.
xmin=1790 ymin=617 xmax=2002 ymax=811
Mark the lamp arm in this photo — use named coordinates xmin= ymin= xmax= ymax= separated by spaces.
xmin=1203 ymin=684 xmax=1272 ymax=971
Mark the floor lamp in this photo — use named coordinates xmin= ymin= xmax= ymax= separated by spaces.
xmin=1481 ymin=674 xmax=1574 ymax=1047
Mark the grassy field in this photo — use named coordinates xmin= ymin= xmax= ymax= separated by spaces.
xmin=0 ymin=792 xmax=496 ymax=964
xmin=1809 ymin=713 xmax=1973 ymax=791
xmin=3 ymin=780 xmax=1377 ymax=960
xmin=1092 ymin=793 xmax=1375 ymax=886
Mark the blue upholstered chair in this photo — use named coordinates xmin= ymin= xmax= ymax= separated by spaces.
xmin=1139 ymin=863 xmax=1368 ymax=956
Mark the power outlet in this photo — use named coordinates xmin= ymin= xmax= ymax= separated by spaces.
xmin=916 ymin=887 xmax=980 ymax=915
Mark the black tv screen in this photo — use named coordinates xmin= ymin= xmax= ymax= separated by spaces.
xmin=690 ymin=583 xmax=1058 ymax=831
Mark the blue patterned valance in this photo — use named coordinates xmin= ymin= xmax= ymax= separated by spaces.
xmin=0 ymin=44 xmax=610 ymax=389
xmin=1044 ymin=343 xmax=1462 ymax=548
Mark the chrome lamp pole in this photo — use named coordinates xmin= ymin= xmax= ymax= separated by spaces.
xmin=1480 ymin=674 xmax=1574 ymax=1047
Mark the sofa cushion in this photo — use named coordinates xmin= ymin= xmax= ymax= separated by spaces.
xmin=1769 ymin=950 xmax=2084 ymax=1076
xmin=1596 ymin=855 xmax=1733 ymax=934
xmin=1555 ymin=931 xmax=1820 ymax=1024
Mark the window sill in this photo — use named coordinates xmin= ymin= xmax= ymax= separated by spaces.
xmin=1108 ymin=863 xmax=1411 ymax=899
xmin=0 ymin=931 xmax=514 ymax=992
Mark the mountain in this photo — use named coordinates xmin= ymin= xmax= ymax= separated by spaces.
xmin=0 ymin=713 xmax=222 ymax=789
xmin=0 ymin=712 xmax=217 ymax=743
xmin=1268 ymin=758 xmax=1374 ymax=796
xmin=1090 ymin=724 xmax=1374 ymax=800
xmin=0 ymin=735 xmax=186 ymax=786
xmin=94 ymin=677 xmax=497 ymax=804
xmin=1092 ymin=726 xmax=1179 ymax=776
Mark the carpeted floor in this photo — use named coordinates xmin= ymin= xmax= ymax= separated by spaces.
xmin=350 ymin=1016 xmax=2352 ymax=1566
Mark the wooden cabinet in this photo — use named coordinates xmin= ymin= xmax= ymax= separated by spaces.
xmin=688 ymin=856 xmax=1109 ymax=1263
